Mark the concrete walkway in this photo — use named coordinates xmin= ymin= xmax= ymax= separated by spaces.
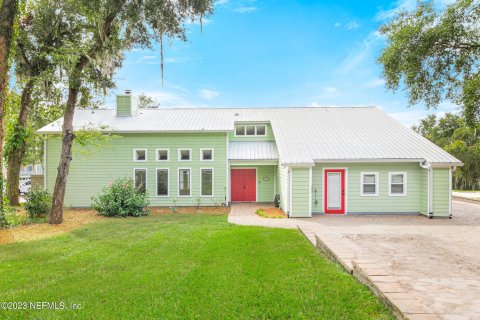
xmin=228 ymin=201 xmax=480 ymax=320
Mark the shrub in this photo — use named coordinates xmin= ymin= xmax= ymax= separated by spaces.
xmin=24 ymin=187 xmax=52 ymax=218
xmin=92 ymin=178 xmax=149 ymax=217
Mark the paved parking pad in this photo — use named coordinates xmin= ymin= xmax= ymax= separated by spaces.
xmin=229 ymin=200 xmax=480 ymax=319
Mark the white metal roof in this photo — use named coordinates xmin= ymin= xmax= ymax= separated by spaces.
xmin=37 ymin=107 xmax=462 ymax=166
xmin=229 ymin=142 xmax=278 ymax=160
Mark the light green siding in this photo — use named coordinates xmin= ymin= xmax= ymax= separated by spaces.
xmin=230 ymin=165 xmax=276 ymax=202
xmin=116 ymin=96 xmax=132 ymax=116
xmin=277 ymin=165 xmax=288 ymax=212
xmin=229 ymin=123 xmax=275 ymax=142
xmin=432 ymin=168 xmax=450 ymax=217
xmin=46 ymin=133 xmax=228 ymax=207
xmin=312 ymin=163 xmax=423 ymax=214
xmin=291 ymin=168 xmax=310 ymax=217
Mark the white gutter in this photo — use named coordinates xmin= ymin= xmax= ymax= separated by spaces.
xmin=419 ymin=161 xmax=433 ymax=218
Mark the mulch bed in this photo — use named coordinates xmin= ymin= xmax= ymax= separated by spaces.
xmin=256 ymin=207 xmax=287 ymax=219
xmin=150 ymin=206 xmax=231 ymax=215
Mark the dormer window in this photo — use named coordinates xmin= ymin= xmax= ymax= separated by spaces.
xmin=235 ymin=124 xmax=268 ymax=137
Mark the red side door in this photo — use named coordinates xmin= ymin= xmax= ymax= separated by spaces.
xmin=231 ymin=169 xmax=256 ymax=202
xmin=324 ymin=169 xmax=345 ymax=214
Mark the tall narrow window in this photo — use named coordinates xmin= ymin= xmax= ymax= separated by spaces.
xmin=178 ymin=169 xmax=191 ymax=196
xmin=361 ymin=172 xmax=378 ymax=196
xmin=133 ymin=149 xmax=147 ymax=162
xmin=389 ymin=172 xmax=407 ymax=196
xmin=134 ymin=169 xmax=147 ymax=193
xmin=156 ymin=169 xmax=169 ymax=196
xmin=201 ymin=149 xmax=214 ymax=161
xmin=201 ymin=169 xmax=213 ymax=196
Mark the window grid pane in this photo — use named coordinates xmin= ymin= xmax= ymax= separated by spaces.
xmin=180 ymin=150 xmax=190 ymax=160
xmin=391 ymin=184 xmax=404 ymax=194
xmin=202 ymin=149 xmax=213 ymax=160
xmin=246 ymin=125 xmax=255 ymax=135
xmin=392 ymin=174 xmax=404 ymax=184
xmin=235 ymin=126 xmax=245 ymax=136
xmin=158 ymin=150 xmax=168 ymax=161
xmin=363 ymin=184 xmax=376 ymax=194
xmin=135 ymin=150 xmax=146 ymax=161
xmin=256 ymin=125 xmax=266 ymax=135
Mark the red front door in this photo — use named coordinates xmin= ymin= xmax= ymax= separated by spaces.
xmin=324 ymin=169 xmax=345 ymax=214
xmin=231 ymin=169 xmax=256 ymax=202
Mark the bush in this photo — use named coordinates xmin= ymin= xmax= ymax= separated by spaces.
xmin=24 ymin=187 xmax=52 ymax=218
xmin=92 ymin=178 xmax=149 ymax=217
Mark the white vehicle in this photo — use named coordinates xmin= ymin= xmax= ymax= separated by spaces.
xmin=19 ymin=180 xmax=31 ymax=194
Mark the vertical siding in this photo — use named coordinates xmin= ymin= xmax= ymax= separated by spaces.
xmin=432 ymin=168 xmax=450 ymax=217
xmin=291 ymin=168 xmax=310 ymax=217
xmin=116 ymin=96 xmax=131 ymax=116
xmin=419 ymin=169 xmax=428 ymax=216
xmin=46 ymin=133 xmax=228 ymax=207
xmin=277 ymin=165 xmax=288 ymax=212
xmin=228 ymin=123 xmax=275 ymax=142
xmin=229 ymin=165 xmax=275 ymax=202
xmin=312 ymin=163 xmax=422 ymax=214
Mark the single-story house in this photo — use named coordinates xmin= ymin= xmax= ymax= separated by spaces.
xmin=38 ymin=92 xmax=462 ymax=218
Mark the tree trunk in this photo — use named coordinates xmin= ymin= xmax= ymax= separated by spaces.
xmin=6 ymin=80 xmax=34 ymax=206
xmin=49 ymin=87 xmax=78 ymax=224
xmin=0 ymin=0 xmax=19 ymax=214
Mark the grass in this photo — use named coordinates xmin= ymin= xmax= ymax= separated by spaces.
xmin=0 ymin=214 xmax=393 ymax=319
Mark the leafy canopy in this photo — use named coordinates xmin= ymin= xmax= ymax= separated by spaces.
xmin=378 ymin=0 xmax=480 ymax=123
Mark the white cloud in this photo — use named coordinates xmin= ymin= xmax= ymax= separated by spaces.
xmin=365 ymin=78 xmax=386 ymax=88
xmin=388 ymin=102 xmax=459 ymax=126
xmin=336 ymin=31 xmax=384 ymax=74
xmin=215 ymin=0 xmax=229 ymax=5
xmin=375 ymin=0 xmax=417 ymax=21
xmin=198 ymin=89 xmax=219 ymax=99
xmin=316 ymin=86 xmax=342 ymax=99
xmin=345 ymin=21 xmax=360 ymax=30
xmin=334 ymin=20 xmax=360 ymax=30
xmin=234 ymin=6 xmax=256 ymax=13
xmin=140 ymin=55 xmax=157 ymax=61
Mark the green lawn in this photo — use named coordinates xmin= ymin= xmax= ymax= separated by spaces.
xmin=0 ymin=214 xmax=393 ymax=319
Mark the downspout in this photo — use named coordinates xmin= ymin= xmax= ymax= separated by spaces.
xmin=419 ymin=161 xmax=433 ymax=218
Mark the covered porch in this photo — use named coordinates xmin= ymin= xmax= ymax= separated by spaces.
xmin=228 ymin=141 xmax=279 ymax=204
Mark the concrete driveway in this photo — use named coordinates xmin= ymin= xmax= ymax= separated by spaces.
xmin=229 ymin=200 xmax=480 ymax=319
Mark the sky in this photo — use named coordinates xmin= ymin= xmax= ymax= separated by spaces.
xmin=106 ymin=0 xmax=459 ymax=126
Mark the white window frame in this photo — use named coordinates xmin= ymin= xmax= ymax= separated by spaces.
xmin=360 ymin=172 xmax=379 ymax=196
xmin=234 ymin=124 xmax=268 ymax=137
xmin=155 ymin=148 xmax=169 ymax=162
xmin=200 ymin=168 xmax=214 ymax=197
xmin=389 ymin=172 xmax=407 ymax=196
xmin=133 ymin=168 xmax=148 ymax=192
xmin=200 ymin=148 xmax=214 ymax=161
xmin=178 ymin=148 xmax=192 ymax=162
xmin=133 ymin=149 xmax=147 ymax=162
xmin=178 ymin=168 xmax=192 ymax=197
xmin=155 ymin=168 xmax=169 ymax=197
xmin=255 ymin=125 xmax=267 ymax=136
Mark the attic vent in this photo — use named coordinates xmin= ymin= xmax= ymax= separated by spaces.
xmin=125 ymin=89 xmax=132 ymax=95
xmin=234 ymin=112 xmax=239 ymax=116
